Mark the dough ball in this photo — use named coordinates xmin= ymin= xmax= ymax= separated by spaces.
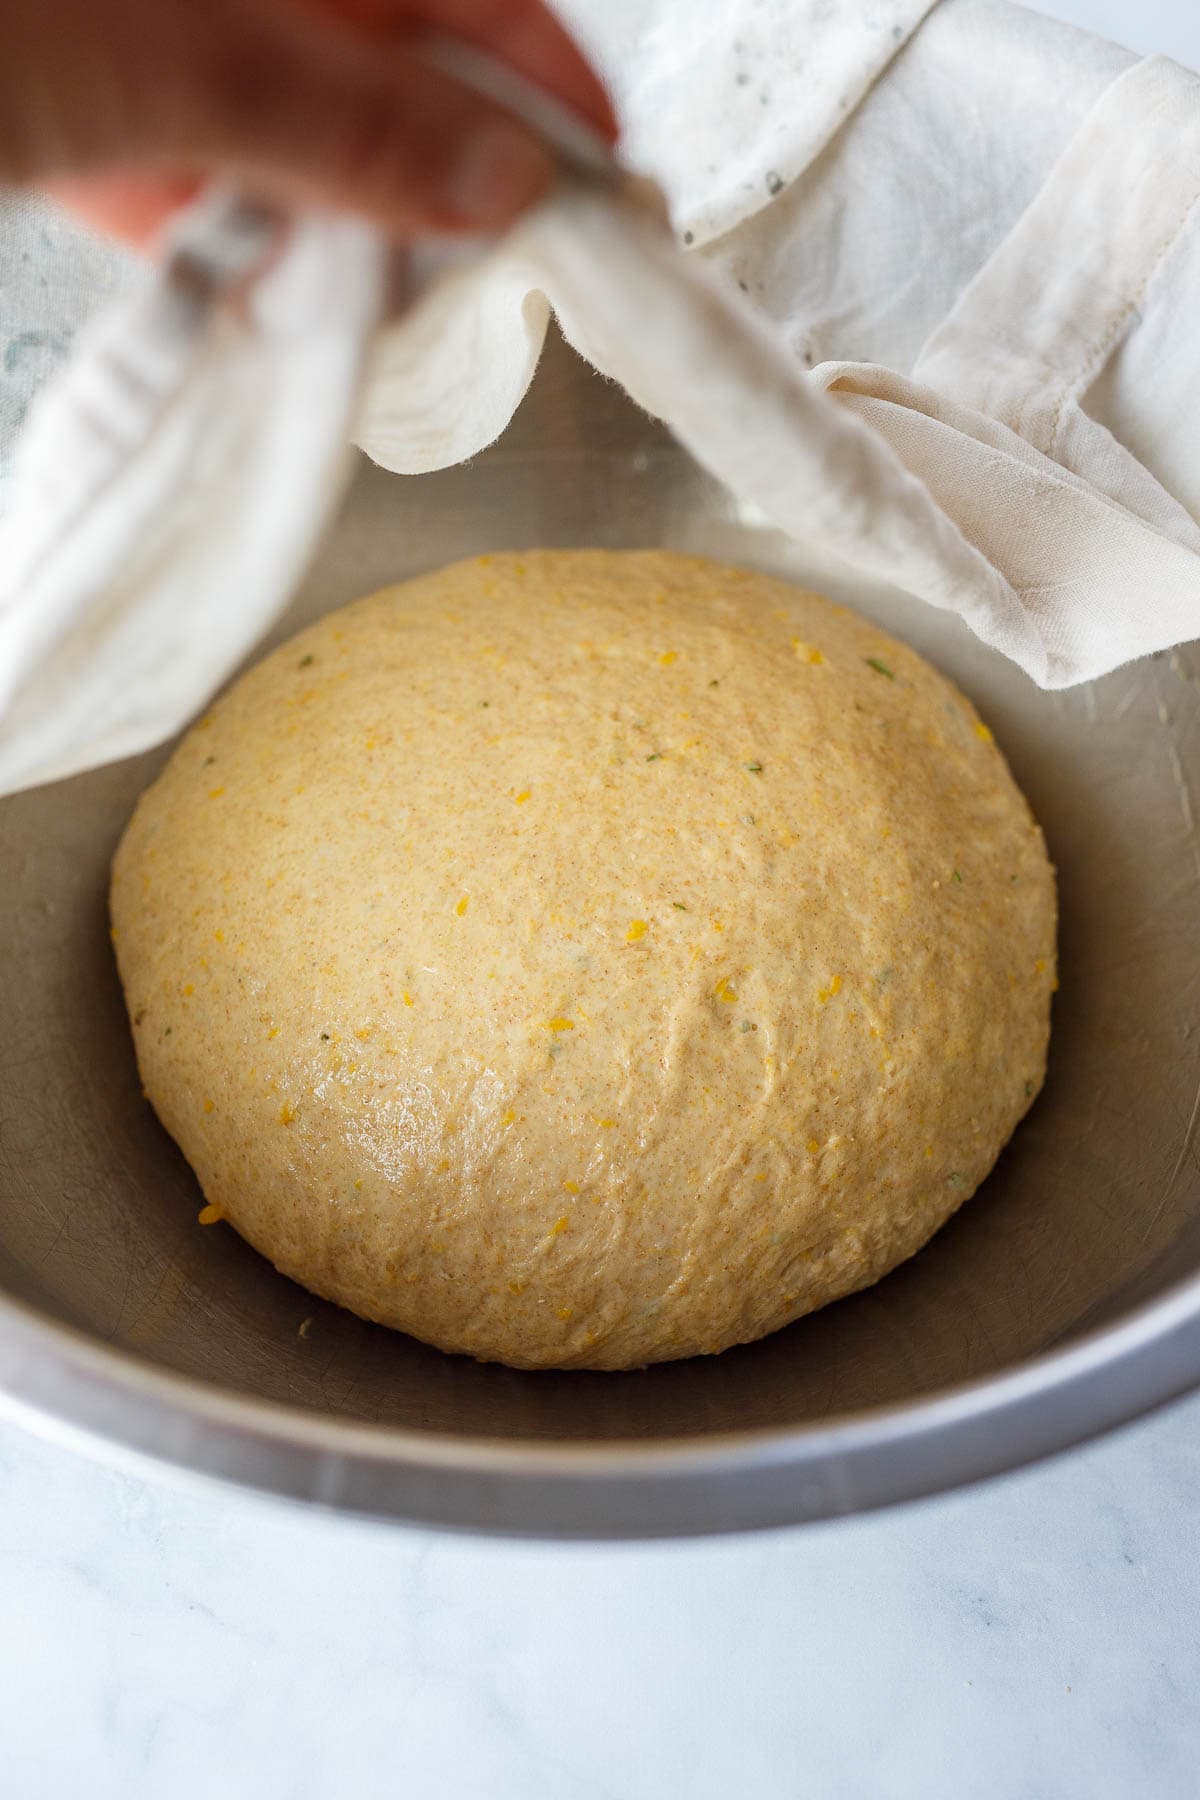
xmin=111 ymin=551 xmax=1056 ymax=1369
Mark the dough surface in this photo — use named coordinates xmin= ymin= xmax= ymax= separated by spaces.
xmin=111 ymin=551 xmax=1056 ymax=1369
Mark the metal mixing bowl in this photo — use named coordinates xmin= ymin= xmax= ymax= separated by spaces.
xmin=3 ymin=333 xmax=1200 ymax=1538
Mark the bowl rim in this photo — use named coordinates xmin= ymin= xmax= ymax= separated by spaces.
xmin=2 ymin=1251 xmax=1199 ymax=1537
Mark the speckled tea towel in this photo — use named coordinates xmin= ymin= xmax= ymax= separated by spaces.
xmin=2 ymin=0 xmax=1200 ymax=795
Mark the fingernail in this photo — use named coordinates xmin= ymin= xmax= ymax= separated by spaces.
xmin=443 ymin=121 xmax=554 ymax=229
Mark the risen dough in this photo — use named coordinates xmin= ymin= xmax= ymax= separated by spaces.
xmin=111 ymin=551 xmax=1055 ymax=1369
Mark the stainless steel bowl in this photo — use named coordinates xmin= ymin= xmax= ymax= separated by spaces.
xmin=3 ymin=331 xmax=1200 ymax=1538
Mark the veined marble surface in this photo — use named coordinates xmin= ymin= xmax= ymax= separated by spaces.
xmin=4 ymin=3 xmax=1200 ymax=1796
xmin=2 ymin=1393 xmax=1199 ymax=1799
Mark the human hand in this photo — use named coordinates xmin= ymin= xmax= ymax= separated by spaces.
xmin=0 ymin=0 xmax=615 ymax=244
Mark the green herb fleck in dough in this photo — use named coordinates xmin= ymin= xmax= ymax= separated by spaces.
xmin=866 ymin=657 xmax=895 ymax=680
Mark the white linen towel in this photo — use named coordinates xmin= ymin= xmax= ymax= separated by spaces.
xmin=1 ymin=0 xmax=1199 ymax=796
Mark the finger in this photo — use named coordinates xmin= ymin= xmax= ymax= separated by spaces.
xmin=44 ymin=172 xmax=203 ymax=246
xmin=171 ymin=7 xmax=557 ymax=234
xmin=303 ymin=0 xmax=617 ymax=141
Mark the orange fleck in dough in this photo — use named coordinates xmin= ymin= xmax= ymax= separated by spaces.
xmin=792 ymin=639 xmax=824 ymax=664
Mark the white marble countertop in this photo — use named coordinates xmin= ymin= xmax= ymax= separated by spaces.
xmin=5 ymin=3 xmax=1200 ymax=1795
xmin=2 ymin=1392 xmax=1199 ymax=1799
